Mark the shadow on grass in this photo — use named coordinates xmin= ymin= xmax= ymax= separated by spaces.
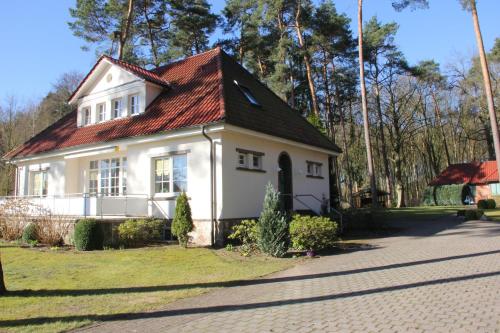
xmin=1 ymin=270 xmax=498 ymax=328
xmin=4 ymin=249 xmax=499 ymax=298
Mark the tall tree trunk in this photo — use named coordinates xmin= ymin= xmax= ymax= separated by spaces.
xmin=357 ymin=0 xmax=378 ymax=207
xmin=340 ymin=103 xmax=354 ymax=206
xmin=374 ymin=81 xmax=393 ymax=206
xmin=0 ymin=252 xmax=6 ymax=294
xmin=470 ymin=0 xmax=500 ymax=170
xmin=143 ymin=1 xmax=159 ymax=67
xmin=118 ymin=0 xmax=135 ymax=60
xmin=431 ymin=91 xmax=452 ymax=166
xmin=294 ymin=1 xmax=319 ymax=116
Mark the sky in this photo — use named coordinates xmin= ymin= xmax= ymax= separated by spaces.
xmin=0 ymin=0 xmax=498 ymax=103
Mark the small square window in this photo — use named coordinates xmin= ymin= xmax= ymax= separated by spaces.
xmin=252 ymin=155 xmax=262 ymax=169
xmin=306 ymin=161 xmax=322 ymax=177
xmin=238 ymin=153 xmax=247 ymax=168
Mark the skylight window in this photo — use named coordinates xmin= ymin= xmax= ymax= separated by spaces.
xmin=234 ymin=80 xmax=260 ymax=106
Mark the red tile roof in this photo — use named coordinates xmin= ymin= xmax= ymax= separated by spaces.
xmin=429 ymin=161 xmax=499 ymax=186
xmin=5 ymin=48 xmax=340 ymax=159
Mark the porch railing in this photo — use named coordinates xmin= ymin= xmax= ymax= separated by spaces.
xmin=0 ymin=193 xmax=150 ymax=218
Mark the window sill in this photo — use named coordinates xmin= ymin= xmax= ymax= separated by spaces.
xmin=306 ymin=175 xmax=324 ymax=179
xmin=153 ymin=193 xmax=190 ymax=201
xmin=236 ymin=167 xmax=266 ymax=173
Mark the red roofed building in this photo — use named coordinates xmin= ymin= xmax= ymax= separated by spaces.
xmin=429 ymin=161 xmax=500 ymax=203
xmin=2 ymin=48 xmax=341 ymax=245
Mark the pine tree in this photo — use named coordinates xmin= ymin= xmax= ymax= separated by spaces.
xmin=172 ymin=192 xmax=194 ymax=247
xmin=258 ymin=183 xmax=289 ymax=258
xmin=166 ymin=0 xmax=218 ymax=58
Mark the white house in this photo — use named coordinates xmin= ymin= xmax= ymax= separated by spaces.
xmin=3 ymin=47 xmax=341 ymax=245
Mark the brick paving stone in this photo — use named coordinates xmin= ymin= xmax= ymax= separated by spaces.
xmin=77 ymin=217 xmax=500 ymax=333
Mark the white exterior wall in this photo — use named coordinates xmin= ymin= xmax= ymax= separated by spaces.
xmin=220 ymin=130 xmax=332 ymax=219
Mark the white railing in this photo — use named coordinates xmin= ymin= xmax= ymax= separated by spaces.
xmin=0 ymin=193 xmax=150 ymax=218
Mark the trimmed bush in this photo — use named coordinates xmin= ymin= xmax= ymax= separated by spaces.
xmin=289 ymin=215 xmax=338 ymax=252
xmin=228 ymin=219 xmax=259 ymax=256
xmin=172 ymin=192 xmax=194 ymax=247
xmin=22 ymin=223 xmax=39 ymax=243
xmin=477 ymin=199 xmax=488 ymax=209
xmin=487 ymin=199 xmax=497 ymax=209
xmin=258 ymin=183 xmax=289 ymax=258
xmin=118 ymin=218 xmax=164 ymax=247
xmin=74 ymin=219 xmax=104 ymax=251
xmin=464 ymin=209 xmax=484 ymax=221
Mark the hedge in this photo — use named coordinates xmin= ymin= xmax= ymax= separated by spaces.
xmin=422 ymin=185 xmax=466 ymax=206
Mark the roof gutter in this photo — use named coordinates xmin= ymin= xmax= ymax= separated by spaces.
xmin=201 ymin=125 xmax=216 ymax=246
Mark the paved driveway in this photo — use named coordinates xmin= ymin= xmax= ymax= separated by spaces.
xmin=81 ymin=216 xmax=500 ymax=333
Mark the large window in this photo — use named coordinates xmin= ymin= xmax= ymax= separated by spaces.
xmin=129 ymin=94 xmax=140 ymax=115
xmin=31 ymin=170 xmax=48 ymax=197
xmin=89 ymin=157 xmax=126 ymax=196
xmin=490 ymin=183 xmax=500 ymax=195
xmin=154 ymin=154 xmax=187 ymax=194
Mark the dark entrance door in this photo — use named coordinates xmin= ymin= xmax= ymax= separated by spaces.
xmin=278 ymin=152 xmax=293 ymax=212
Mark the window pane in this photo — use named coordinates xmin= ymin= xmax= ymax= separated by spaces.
xmin=122 ymin=157 xmax=127 ymax=195
xmin=173 ymin=155 xmax=187 ymax=192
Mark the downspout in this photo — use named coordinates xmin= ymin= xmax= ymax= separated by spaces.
xmin=201 ymin=125 xmax=215 ymax=246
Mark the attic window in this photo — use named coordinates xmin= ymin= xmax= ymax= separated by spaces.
xmin=234 ymin=80 xmax=260 ymax=106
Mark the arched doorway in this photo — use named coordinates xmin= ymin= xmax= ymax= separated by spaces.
xmin=278 ymin=152 xmax=293 ymax=212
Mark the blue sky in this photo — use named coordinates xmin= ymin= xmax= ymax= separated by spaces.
xmin=0 ymin=0 xmax=498 ymax=102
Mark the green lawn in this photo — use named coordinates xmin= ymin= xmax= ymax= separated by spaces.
xmin=0 ymin=243 xmax=295 ymax=333
xmin=484 ymin=209 xmax=500 ymax=222
xmin=375 ymin=206 xmax=463 ymax=223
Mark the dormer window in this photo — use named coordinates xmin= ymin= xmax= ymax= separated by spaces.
xmin=112 ymin=98 xmax=122 ymax=119
xmin=97 ymin=103 xmax=106 ymax=122
xmin=130 ymin=94 xmax=140 ymax=115
xmin=234 ymin=80 xmax=260 ymax=106
xmin=82 ymin=107 xmax=91 ymax=125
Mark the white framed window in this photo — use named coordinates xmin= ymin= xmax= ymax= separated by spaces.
xmin=89 ymin=160 xmax=98 ymax=195
xmin=97 ymin=103 xmax=106 ymax=122
xmin=90 ymin=157 xmax=126 ymax=196
xmin=252 ymin=155 xmax=262 ymax=170
xmin=238 ymin=152 xmax=247 ymax=168
xmin=112 ymin=98 xmax=122 ymax=119
xmin=122 ymin=157 xmax=127 ymax=195
xmin=82 ymin=107 xmax=91 ymax=125
xmin=236 ymin=149 xmax=264 ymax=171
xmin=31 ymin=170 xmax=48 ymax=197
xmin=129 ymin=94 xmax=140 ymax=115
xmin=306 ymin=161 xmax=322 ymax=177
xmin=154 ymin=154 xmax=187 ymax=194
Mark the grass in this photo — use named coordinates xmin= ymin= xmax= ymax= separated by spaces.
xmin=484 ymin=208 xmax=500 ymax=222
xmin=0 ymin=243 xmax=295 ymax=333
xmin=377 ymin=205 xmax=463 ymax=222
